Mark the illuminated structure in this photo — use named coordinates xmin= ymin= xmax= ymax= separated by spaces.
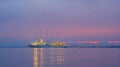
xmin=30 ymin=39 xmax=65 ymax=47
xmin=32 ymin=40 xmax=39 ymax=46
xmin=29 ymin=31 xmax=65 ymax=47
xmin=51 ymin=41 xmax=65 ymax=46
xmin=29 ymin=32 xmax=65 ymax=47
xmin=40 ymin=38 xmax=43 ymax=43
xmin=51 ymin=31 xmax=65 ymax=46
xmin=39 ymin=38 xmax=47 ymax=45
xmin=31 ymin=38 xmax=47 ymax=47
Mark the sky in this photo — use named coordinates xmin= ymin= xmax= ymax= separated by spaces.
xmin=0 ymin=0 xmax=120 ymax=43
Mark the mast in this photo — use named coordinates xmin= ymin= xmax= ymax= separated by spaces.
xmin=40 ymin=30 xmax=42 ymax=39
xmin=34 ymin=32 xmax=37 ymax=41
xmin=56 ymin=31 xmax=59 ymax=41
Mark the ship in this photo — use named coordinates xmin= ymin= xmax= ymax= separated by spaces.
xmin=29 ymin=31 xmax=66 ymax=48
xmin=29 ymin=38 xmax=65 ymax=48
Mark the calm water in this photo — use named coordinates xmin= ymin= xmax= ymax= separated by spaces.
xmin=0 ymin=48 xmax=120 ymax=67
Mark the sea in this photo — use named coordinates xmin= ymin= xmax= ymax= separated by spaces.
xmin=0 ymin=45 xmax=120 ymax=67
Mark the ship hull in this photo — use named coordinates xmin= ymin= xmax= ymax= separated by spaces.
xmin=28 ymin=45 xmax=68 ymax=48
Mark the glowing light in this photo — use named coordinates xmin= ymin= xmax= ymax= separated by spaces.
xmin=32 ymin=41 xmax=39 ymax=46
xmin=40 ymin=38 xmax=44 ymax=43
xmin=51 ymin=41 xmax=65 ymax=46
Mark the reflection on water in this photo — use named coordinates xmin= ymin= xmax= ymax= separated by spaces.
xmin=34 ymin=48 xmax=38 ymax=67
xmin=0 ymin=48 xmax=120 ymax=67
xmin=34 ymin=48 xmax=65 ymax=67
xmin=40 ymin=48 xmax=43 ymax=67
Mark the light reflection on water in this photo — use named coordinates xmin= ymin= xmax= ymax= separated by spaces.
xmin=34 ymin=48 xmax=65 ymax=67
xmin=34 ymin=48 xmax=38 ymax=67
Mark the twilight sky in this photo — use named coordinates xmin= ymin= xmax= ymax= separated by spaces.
xmin=0 ymin=0 xmax=120 ymax=43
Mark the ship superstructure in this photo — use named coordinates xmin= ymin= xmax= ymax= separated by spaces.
xmin=29 ymin=38 xmax=65 ymax=47
xmin=30 ymin=38 xmax=48 ymax=47
xmin=51 ymin=40 xmax=65 ymax=46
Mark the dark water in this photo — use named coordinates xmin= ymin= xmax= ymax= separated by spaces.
xmin=0 ymin=48 xmax=120 ymax=67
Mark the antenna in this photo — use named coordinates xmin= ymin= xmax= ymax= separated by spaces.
xmin=46 ymin=29 xmax=49 ymax=42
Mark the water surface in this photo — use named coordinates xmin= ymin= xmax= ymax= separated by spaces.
xmin=0 ymin=48 xmax=120 ymax=67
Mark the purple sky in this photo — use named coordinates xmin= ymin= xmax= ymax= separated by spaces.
xmin=0 ymin=0 xmax=120 ymax=42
